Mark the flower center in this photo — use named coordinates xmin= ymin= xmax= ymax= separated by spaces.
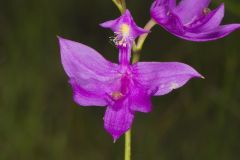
xmin=112 ymin=23 xmax=132 ymax=47
xmin=120 ymin=24 xmax=130 ymax=37
xmin=111 ymin=91 xmax=124 ymax=100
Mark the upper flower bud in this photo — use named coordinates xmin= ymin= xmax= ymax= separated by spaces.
xmin=100 ymin=10 xmax=149 ymax=48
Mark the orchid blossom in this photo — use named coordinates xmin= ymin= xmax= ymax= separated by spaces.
xmin=150 ymin=0 xmax=240 ymax=41
xmin=58 ymin=10 xmax=203 ymax=141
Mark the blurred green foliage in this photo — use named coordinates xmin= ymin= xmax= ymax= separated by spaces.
xmin=0 ymin=0 xmax=240 ymax=159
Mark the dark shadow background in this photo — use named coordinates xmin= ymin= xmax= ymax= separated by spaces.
xmin=0 ymin=0 xmax=240 ymax=159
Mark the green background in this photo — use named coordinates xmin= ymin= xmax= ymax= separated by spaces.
xmin=0 ymin=0 xmax=240 ymax=159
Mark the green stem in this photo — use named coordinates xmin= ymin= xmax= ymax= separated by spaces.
xmin=121 ymin=0 xmax=126 ymax=12
xmin=132 ymin=19 xmax=156 ymax=63
xmin=136 ymin=19 xmax=156 ymax=50
xmin=124 ymin=129 xmax=131 ymax=160
xmin=112 ymin=0 xmax=126 ymax=14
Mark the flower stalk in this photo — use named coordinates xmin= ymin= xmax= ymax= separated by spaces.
xmin=124 ymin=129 xmax=131 ymax=160
xmin=112 ymin=0 xmax=126 ymax=14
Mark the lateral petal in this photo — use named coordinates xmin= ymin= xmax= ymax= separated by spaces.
xmin=133 ymin=62 xmax=203 ymax=96
xmin=58 ymin=37 xmax=119 ymax=106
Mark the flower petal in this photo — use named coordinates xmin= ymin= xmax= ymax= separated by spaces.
xmin=193 ymin=4 xmax=224 ymax=31
xmin=133 ymin=62 xmax=203 ymax=96
xmin=186 ymin=4 xmax=224 ymax=32
xmin=151 ymin=0 xmax=176 ymax=9
xmin=69 ymin=79 xmax=109 ymax=107
xmin=100 ymin=19 xmax=118 ymax=31
xmin=178 ymin=24 xmax=240 ymax=41
xmin=129 ymin=86 xmax=152 ymax=113
xmin=151 ymin=4 xmax=185 ymax=35
xmin=174 ymin=0 xmax=211 ymax=24
xmin=58 ymin=37 xmax=119 ymax=106
xmin=100 ymin=10 xmax=149 ymax=41
xmin=104 ymin=102 xmax=134 ymax=141
xmin=169 ymin=0 xmax=176 ymax=8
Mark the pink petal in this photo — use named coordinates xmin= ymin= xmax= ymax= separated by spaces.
xmin=100 ymin=20 xmax=117 ymax=30
xmin=194 ymin=4 xmax=224 ymax=31
xmin=58 ymin=37 xmax=119 ymax=106
xmin=104 ymin=102 xmax=134 ymax=141
xmin=186 ymin=4 xmax=224 ymax=32
xmin=174 ymin=0 xmax=211 ymax=24
xmin=151 ymin=4 xmax=185 ymax=35
xmin=133 ymin=62 xmax=203 ymax=96
xmin=169 ymin=0 xmax=176 ymax=8
xmin=100 ymin=10 xmax=149 ymax=40
xmin=152 ymin=0 xmax=176 ymax=9
xmin=129 ymin=85 xmax=152 ymax=113
xmin=179 ymin=24 xmax=240 ymax=41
